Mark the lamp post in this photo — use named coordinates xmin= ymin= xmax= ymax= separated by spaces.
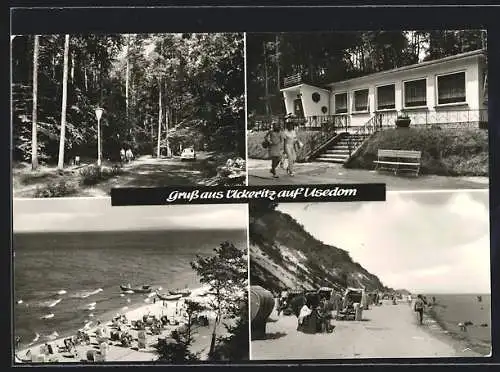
xmin=95 ymin=107 xmax=104 ymax=167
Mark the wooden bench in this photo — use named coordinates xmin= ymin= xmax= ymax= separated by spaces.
xmin=373 ymin=149 xmax=422 ymax=176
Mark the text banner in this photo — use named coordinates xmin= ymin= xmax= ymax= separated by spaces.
xmin=111 ymin=184 xmax=386 ymax=206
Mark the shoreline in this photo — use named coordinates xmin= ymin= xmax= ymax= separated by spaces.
xmin=15 ymin=285 xmax=220 ymax=363
xmin=423 ymin=306 xmax=491 ymax=357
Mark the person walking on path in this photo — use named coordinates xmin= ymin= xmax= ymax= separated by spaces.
xmin=283 ymin=119 xmax=302 ymax=177
xmin=125 ymin=148 xmax=134 ymax=163
xmin=264 ymin=122 xmax=285 ymax=178
xmin=414 ymin=294 xmax=426 ymax=325
xmin=119 ymin=148 xmax=126 ymax=166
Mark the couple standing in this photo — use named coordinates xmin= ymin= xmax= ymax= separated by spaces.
xmin=264 ymin=118 xmax=302 ymax=178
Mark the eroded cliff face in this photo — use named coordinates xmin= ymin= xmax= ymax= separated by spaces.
xmin=249 ymin=207 xmax=386 ymax=294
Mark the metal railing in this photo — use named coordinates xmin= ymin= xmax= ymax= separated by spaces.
xmin=347 ymin=115 xmax=380 ymax=157
xmin=346 ymin=108 xmax=488 ymax=157
xmin=374 ymin=108 xmax=488 ymax=130
xmin=249 ymin=115 xmax=350 ymax=133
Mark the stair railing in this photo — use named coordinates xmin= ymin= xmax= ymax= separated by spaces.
xmin=302 ymin=115 xmax=351 ymax=161
xmin=347 ymin=114 xmax=382 ymax=157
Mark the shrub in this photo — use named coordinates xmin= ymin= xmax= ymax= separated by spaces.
xmin=79 ymin=165 xmax=123 ymax=186
xmin=33 ymin=179 xmax=77 ymax=198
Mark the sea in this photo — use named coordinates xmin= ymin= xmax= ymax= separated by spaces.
xmin=424 ymin=294 xmax=492 ymax=356
xmin=13 ymin=228 xmax=247 ymax=349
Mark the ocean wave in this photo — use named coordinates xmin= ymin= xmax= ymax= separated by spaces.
xmin=57 ymin=290 xmax=67 ymax=295
xmin=40 ymin=314 xmax=54 ymax=320
xmin=79 ymin=321 xmax=93 ymax=332
xmin=45 ymin=331 xmax=59 ymax=341
xmin=48 ymin=299 xmax=62 ymax=308
xmin=71 ymin=288 xmax=103 ymax=299
xmin=17 ymin=299 xmax=23 ymax=305
xmin=28 ymin=333 xmax=40 ymax=345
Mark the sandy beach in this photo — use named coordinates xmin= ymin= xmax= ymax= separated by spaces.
xmin=251 ymin=299 xmax=484 ymax=360
xmin=15 ymin=285 xmax=225 ymax=364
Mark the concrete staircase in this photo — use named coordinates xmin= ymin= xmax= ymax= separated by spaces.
xmin=314 ymin=133 xmax=370 ymax=164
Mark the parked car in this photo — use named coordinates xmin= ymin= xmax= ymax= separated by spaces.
xmin=180 ymin=147 xmax=196 ymax=161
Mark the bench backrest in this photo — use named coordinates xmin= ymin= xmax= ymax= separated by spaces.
xmin=378 ymin=149 xmax=422 ymax=159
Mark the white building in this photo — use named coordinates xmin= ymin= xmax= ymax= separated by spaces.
xmin=281 ymin=49 xmax=488 ymax=130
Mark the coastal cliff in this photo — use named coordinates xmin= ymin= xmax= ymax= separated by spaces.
xmin=249 ymin=202 xmax=388 ymax=293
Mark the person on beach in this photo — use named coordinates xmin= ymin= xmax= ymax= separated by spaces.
xmin=264 ymin=121 xmax=285 ymax=178
xmin=282 ymin=119 xmax=302 ymax=177
xmin=414 ymin=295 xmax=426 ymax=325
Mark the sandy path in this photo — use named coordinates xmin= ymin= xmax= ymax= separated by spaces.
xmin=251 ymin=300 xmax=479 ymax=360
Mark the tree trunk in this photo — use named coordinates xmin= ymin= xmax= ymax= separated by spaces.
xmin=157 ymin=81 xmax=162 ymax=158
xmin=84 ymin=67 xmax=88 ymax=92
xmin=70 ymin=51 xmax=75 ymax=83
xmin=165 ymin=107 xmax=171 ymax=157
xmin=31 ymin=35 xmax=39 ymax=171
xmin=57 ymin=34 xmax=70 ymax=171
xmin=125 ymin=35 xmax=130 ymax=121
xmin=263 ymin=42 xmax=271 ymax=117
xmin=164 ymin=81 xmax=171 ymax=157
xmin=275 ymin=34 xmax=280 ymax=92
xmin=208 ymin=317 xmax=218 ymax=357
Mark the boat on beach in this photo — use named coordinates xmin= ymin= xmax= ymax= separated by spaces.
xmin=169 ymin=289 xmax=191 ymax=297
xmin=120 ymin=284 xmax=152 ymax=294
xmin=157 ymin=293 xmax=183 ymax=301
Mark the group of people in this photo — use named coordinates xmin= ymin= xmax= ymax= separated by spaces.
xmin=119 ymin=148 xmax=134 ymax=166
xmin=277 ymin=292 xmax=335 ymax=334
xmin=263 ymin=114 xmax=304 ymax=178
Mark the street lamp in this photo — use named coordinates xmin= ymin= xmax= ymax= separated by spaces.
xmin=95 ymin=107 xmax=104 ymax=167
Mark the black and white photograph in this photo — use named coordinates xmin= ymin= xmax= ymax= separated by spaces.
xmin=12 ymin=32 xmax=246 ymax=198
xmin=249 ymin=191 xmax=491 ymax=360
xmin=246 ymin=31 xmax=488 ymax=190
xmin=13 ymin=199 xmax=249 ymax=363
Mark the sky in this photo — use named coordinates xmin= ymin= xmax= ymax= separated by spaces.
xmin=13 ymin=199 xmax=248 ymax=233
xmin=277 ymin=191 xmax=490 ymax=294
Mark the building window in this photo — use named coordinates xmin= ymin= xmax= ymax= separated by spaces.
xmin=404 ymin=79 xmax=427 ymax=107
xmin=437 ymin=72 xmax=466 ymax=105
xmin=353 ymin=89 xmax=369 ymax=112
xmin=335 ymin=93 xmax=348 ymax=114
xmin=376 ymin=84 xmax=396 ymax=110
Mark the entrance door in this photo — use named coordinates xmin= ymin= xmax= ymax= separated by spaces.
xmin=293 ymin=98 xmax=304 ymax=117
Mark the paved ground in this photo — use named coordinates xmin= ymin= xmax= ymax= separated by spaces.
xmin=248 ymin=159 xmax=489 ymax=191
xmin=13 ymin=153 xmax=220 ymax=198
xmin=251 ymin=300 xmax=480 ymax=360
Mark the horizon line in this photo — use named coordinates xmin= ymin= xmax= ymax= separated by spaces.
xmin=13 ymin=227 xmax=247 ymax=234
